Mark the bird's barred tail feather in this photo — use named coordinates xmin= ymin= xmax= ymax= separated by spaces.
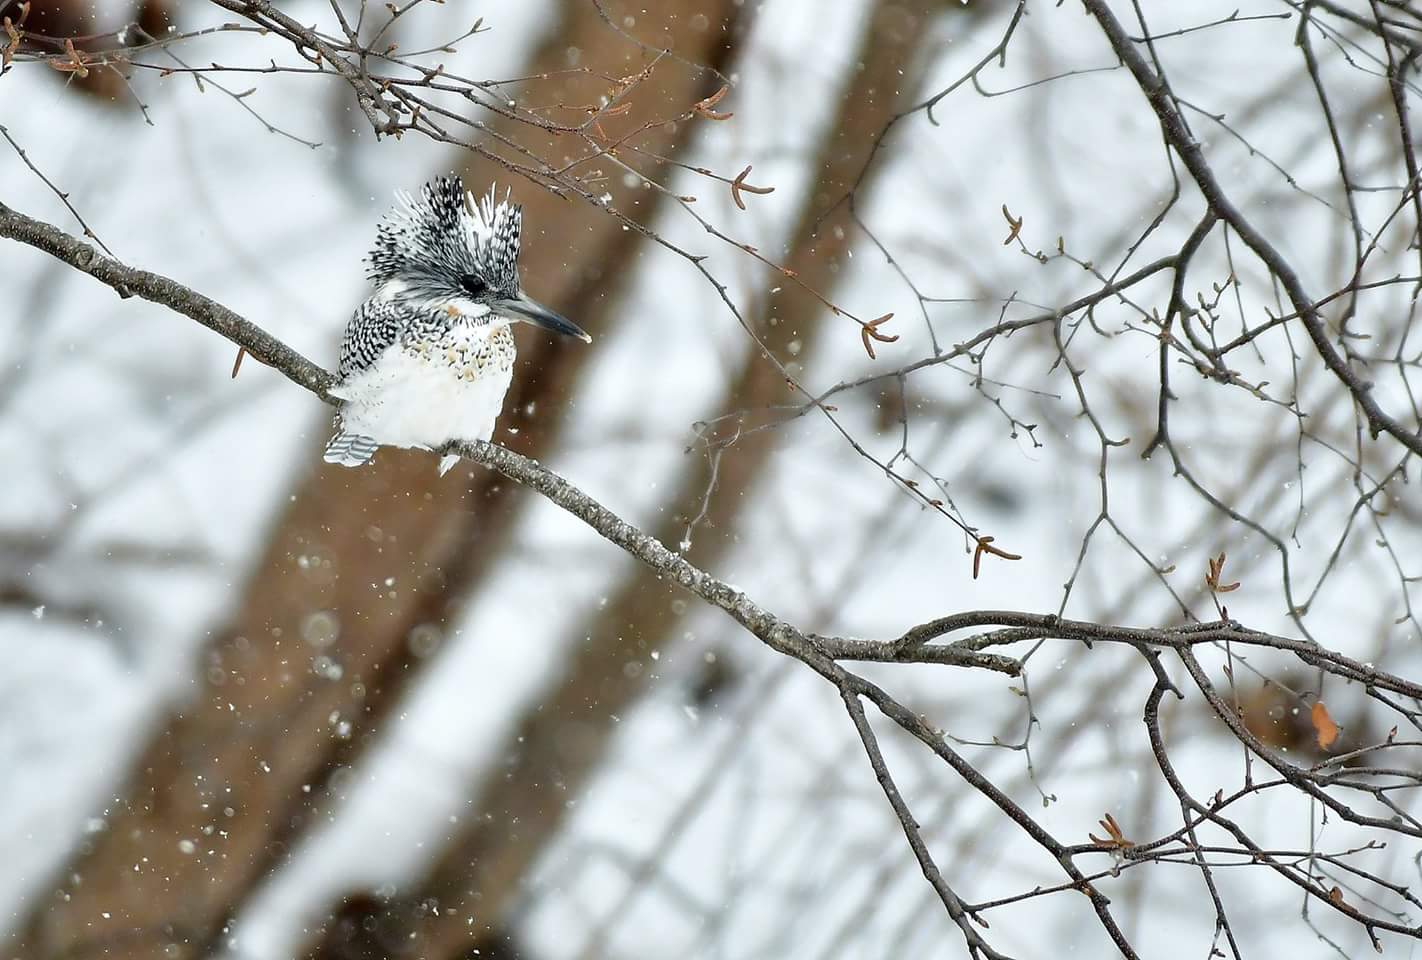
xmin=324 ymin=431 xmax=379 ymax=468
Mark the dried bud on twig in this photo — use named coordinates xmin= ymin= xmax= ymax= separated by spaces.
xmin=730 ymin=165 xmax=774 ymax=210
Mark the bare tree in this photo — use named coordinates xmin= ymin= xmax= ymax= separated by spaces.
xmin=2 ymin=1 xmax=1421 ymax=958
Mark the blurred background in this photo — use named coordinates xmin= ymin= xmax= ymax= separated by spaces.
xmin=2 ymin=0 xmax=1421 ymax=957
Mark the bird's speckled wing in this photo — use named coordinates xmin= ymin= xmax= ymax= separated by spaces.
xmin=336 ymin=297 xmax=406 ymax=381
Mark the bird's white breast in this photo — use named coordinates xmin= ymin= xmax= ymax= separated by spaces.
xmin=332 ymin=321 xmax=515 ymax=452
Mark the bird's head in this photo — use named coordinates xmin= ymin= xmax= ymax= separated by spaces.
xmin=366 ymin=175 xmax=590 ymax=342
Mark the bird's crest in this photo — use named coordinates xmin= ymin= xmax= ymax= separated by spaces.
xmin=366 ymin=175 xmax=522 ymax=294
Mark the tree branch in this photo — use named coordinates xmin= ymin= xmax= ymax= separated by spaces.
xmin=0 ymin=200 xmax=335 ymax=400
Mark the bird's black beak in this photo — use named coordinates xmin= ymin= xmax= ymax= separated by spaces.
xmin=499 ymin=292 xmax=591 ymax=343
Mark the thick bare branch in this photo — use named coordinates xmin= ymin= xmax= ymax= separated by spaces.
xmin=0 ymin=199 xmax=334 ymax=399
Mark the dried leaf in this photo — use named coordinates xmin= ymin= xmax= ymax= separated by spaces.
xmin=1311 ymin=701 xmax=1340 ymax=750
xmin=1 ymin=0 xmax=28 ymax=68
xmin=1088 ymin=812 xmax=1132 ymax=849
xmin=858 ymin=312 xmax=898 ymax=360
xmin=972 ymin=535 xmax=1022 ymax=579
xmin=692 ymin=84 xmax=733 ymax=121
xmin=729 ymin=165 xmax=773 ymax=211
xmin=1001 ymin=204 xmax=1023 ymax=245
xmin=47 ymin=57 xmax=85 ymax=76
xmin=1328 ymin=885 xmax=1345 ymax=907
xmin=1 ymin=19 xmax=15 ymax=70
xmin=1205 ymin=551 xmax=1240 ymax=593
xmin=48 ymin=38 xmax=92 ymax=77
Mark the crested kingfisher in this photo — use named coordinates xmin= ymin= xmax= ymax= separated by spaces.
xmin=324 ymin=175 xmax=590 ymax=475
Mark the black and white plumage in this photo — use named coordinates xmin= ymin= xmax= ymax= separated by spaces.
xmin=324 ymin=175 xmax=590 ymax=475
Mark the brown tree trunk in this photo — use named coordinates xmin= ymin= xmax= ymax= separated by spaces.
xmin=5 ymin=5 xmax=742 ymax=960
xmin=304 ymin=4 xmax=942 ymax=957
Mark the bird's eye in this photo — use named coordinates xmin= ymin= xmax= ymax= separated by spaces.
xmin=460 ymin=273 xmax=485 ymax=296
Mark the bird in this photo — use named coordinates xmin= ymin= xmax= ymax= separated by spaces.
xmin=323 ymin=175 xmax=590 ymax=475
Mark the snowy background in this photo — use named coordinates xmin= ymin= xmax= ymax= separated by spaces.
xmin=2 ymin=1 xmax=1420 ymax=958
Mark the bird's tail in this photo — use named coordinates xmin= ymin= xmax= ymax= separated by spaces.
xmin=438 ymin=453 xmax=460 ymax=476
xmin=324 ymin=431 xmax=378 ymax=468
